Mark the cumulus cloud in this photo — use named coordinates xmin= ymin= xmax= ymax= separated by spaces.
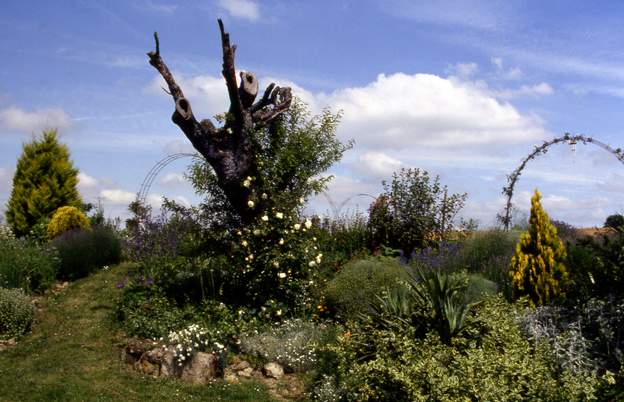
xmin=100 ymin=189 xmax=136 ymax=205
xmin=320 ymin=73 xmax=546 ymax=149
xmin=218 ymin=0 xmax=260 ymax=21
xmin=160 ymin=172 xmax=186 ymax=186
xmin=357 ymin=151 xmax=403 ymax=178
xmin=0 ymin=106 xmax=71 ymax=134
xmin=77 ymin=172 xmax=98 ymax=189
xmin=495 ymin=82 xmax=554 ymax=99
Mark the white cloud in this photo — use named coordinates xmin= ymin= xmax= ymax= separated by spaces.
xmin=357 ymin=151 xmax=403 ymax=178
xmin=319 ymin=73 xmax=546 ymax=149
xmin=100 ymin=189 xmax=136 ymax=205
xmin=160 ymin=172 xmax=186 ymax=185
xmin=495 ymin=82 xmax=554 ymax=99
xmin=77 ymin=172 xmax=98 ymax=189
xmin=0 ymin=106 xmax=71 ymax=134
xmin=0 ymin=168 xmax=12 ymax=193
xmin=218 ymin=0 xmax=260 ymax=21
xmin=448 ymin=62 xmax=479 ymax=78
xmin=491 ymin=57 xmax=523 ymax=80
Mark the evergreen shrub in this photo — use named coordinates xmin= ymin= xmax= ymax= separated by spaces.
xmin=0 ymin=287 xmax=34 ymax=340
xmin=47 ymin=206 xmax=90 ymax=239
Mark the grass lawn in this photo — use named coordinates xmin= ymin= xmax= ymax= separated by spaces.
xmin=0 ymin=263 xmax=276 ymax=402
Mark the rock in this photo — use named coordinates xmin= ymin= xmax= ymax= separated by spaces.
xmin=181 ymin=352 xmax=219 ymax=384
xmin=140 ymin=358 xmax=158 ymax=376
xmin=158 ymin=350 xmax=175 ymax=378
xmin=231 ymin=360 xmax=250 ymax=371
xmin=263 ymin=362 xmax=284 ymax=379
xmin=238 ymin=367 xmax=254 ymax=378
xmin=224 ymin=368 xmax=239 ymax=383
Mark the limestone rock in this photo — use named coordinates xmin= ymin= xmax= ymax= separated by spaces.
xmin=181 ymin=352 xmax=219 ymax=384
xmin=263 ymin=362 xmax=284 ymax=379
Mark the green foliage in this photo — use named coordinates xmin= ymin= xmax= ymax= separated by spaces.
xmin=179 ymin=100 xmax=351 ymax=314
xmin=605 ymin=213 xmax=624 ymax=230
xmin=457 ymin=229 xmax=517 ymax=297
xmin=6 ymin=130 xmax=82 ymax=237
xmin=510 ymin=190 xmax=568 ymax=307
xmin=0 ymin=287 xmax=34 ymax=340
xmin=368 ymin=168 xmax=467 ymax=256
xmin=322 ymin=296 xmax=601 ymax=401
xmin=51 ymin=227 xmax=121 ymax=280
xmin=313 ymin=212 xmax=370 ymax=269
xmin=47 ymin=206 xmax=90 ymax=239
xmin=566 ymin=227 xmax=624 ymax=301
xmin=324 ymin=257 xmax=410 ymax=321
xmin=0 ymin=225 xmax=58 ymax=292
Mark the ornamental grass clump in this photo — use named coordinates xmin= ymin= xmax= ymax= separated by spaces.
xmin=510 ymin=190 xmax=568 ymax=307
xmin=0 ymin=287 xmax=34 ymax=340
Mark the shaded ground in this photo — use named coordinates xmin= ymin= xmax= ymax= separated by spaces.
xmin=0 ymin=263 xmax=275 ymax=402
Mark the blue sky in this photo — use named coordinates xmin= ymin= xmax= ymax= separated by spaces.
xmin=1 ymin=0 xmax=624 ymax=227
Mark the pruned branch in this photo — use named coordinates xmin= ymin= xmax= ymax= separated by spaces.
xmin=146 ymin=20 xmax=293 ymax=224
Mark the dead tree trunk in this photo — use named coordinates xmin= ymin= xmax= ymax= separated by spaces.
xmin=147 ymin=19 xmax=292 ymax=224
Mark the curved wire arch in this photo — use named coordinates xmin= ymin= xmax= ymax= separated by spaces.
xmin=499 ymin=133 xmax=624 ymax=230
xmin=137 ymin=153 xmax=201 ymax=203
xmin=321 ymin=191 xmax=377 ymax=218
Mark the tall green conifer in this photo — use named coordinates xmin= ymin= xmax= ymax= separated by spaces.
xmin=510 ymin=190 xmax=568 ymax=306
xmin=6 ymin=130 xmax=82 ymax=237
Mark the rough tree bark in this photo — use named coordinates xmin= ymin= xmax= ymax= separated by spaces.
xmin=147 ymin=19 xmax=292 ymax=224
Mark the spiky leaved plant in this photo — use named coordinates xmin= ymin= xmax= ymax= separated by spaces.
xmin=510 ymin=190 xmax=568 ymax=307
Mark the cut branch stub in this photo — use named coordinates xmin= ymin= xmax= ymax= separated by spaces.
xmin=146 ymin=20 xmax=293 ymax=224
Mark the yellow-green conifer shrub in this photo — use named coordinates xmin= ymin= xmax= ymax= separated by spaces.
xmin=47 ymin=206 xmax=90 ymax=239
xmin=510 ymin=190 xmax=568 ymax=307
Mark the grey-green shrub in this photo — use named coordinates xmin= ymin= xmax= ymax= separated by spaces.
xmin=0 ymin=287 xmax=35 ymax=339
xmin=0 ymin=226 xmax=58 ymax=292
xmin=239 ymin=319 xmax=325 ymax=372
xmin=324 ymin=257 xmax=410 ymax=321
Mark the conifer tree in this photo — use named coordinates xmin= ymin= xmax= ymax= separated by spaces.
xmin=510 ymin=190 xmax=568 ymax=306
xmin=5 ymin=130 xmax=82 ymax=237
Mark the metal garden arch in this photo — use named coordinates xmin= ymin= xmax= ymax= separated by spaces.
xmin=499 ymin=133 xmax=624 ymax=229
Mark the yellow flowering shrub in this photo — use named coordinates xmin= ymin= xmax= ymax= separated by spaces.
xmin=47 ymin=206 xmax=90 ymax=239
xmin=510 ymin=190 xmax=568 ymax=307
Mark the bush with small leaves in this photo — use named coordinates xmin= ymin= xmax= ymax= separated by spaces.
xmin=239 ymin=318 xmax=324 ymax=372
xmin=47 ymin=206 xmax=90 ymax=240
xmin=0 ymin=229 xmax=58 ymax=292
xmin=324 ymin=257 xmax=410 ymax=321
xmin=0 ymin=287 xmax=34 ymax=340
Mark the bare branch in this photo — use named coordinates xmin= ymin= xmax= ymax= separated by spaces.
xmin=218 ymin=18 xmax=243 ymax=122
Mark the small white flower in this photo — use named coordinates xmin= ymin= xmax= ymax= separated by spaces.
xmin=247 ymin=200 xmax=255 ymax=208
xmin=305 ymin=219 xmax=312 ymax=229
xmin=243 ymin=179 xmax=251 ymax=188
xmin=278 ymin=272 xmax=287 ymax=279
xmin=261 ymin=192 xmax=268 ymax=199
xmin=299 ymin=197 xmax=305 ymax=204
xmin=226 ymin=128 xmax=233 ymax=134
xmin=308 ymin=260 xmax=317 ymax=267
xmin=273 ymin=261 xmax=280 ymax=268
xmin=261 ymin=215 xmax=269 ymax=222
xmin=275 ymin=212 xmax=284 ymax=219
xmin=241 ymin=240 xmax=248 ymax=247
xmin=293 ymin=223 xmax=301 ymax=230
xmin=253 ymin=229 xmax=261 ymax=235
xmin=278 ymin=238 xmax=284 ymax=245
xmin=276 ymin=309 xmax=283 ymax=316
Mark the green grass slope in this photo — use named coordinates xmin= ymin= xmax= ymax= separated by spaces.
xmin=0 ymin=263 xmax=275 ymax=402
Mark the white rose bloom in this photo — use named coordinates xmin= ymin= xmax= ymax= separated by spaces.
xmin=278 ymin=272 xmax=287 ymax=278
xmin=294 ymin=223 xmax=301 ymax=230
xmin=278 ymin=238 xmax=284 ymax=245
xmin=275 ymin=212 xmax=284 ymax=219
xmin=308 ymin=260 xmax=317 ymax=267
xmin=261 ymin=215 xmax=269 ymax=221
xmin=247 ymin=200 xmax=255 ymax=208
xmin=305 ymin=219 xmax=312 ymax=229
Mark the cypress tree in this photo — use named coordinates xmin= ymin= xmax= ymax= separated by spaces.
xmin=510 ymin=189 xmax=568 ymax=307
xmin=5 ymin=130 xmax=82 ymax=237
